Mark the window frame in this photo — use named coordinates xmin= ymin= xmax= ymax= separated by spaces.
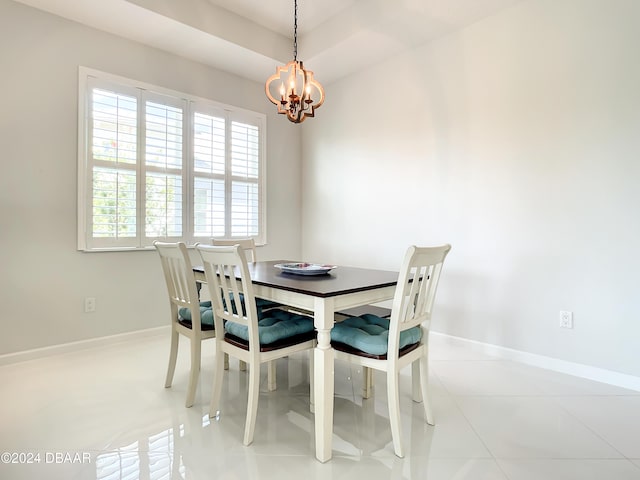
xmin=77 ymin=67 xmax=267 ymax=251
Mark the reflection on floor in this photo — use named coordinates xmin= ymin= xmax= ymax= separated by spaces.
xmin=1 ymin=332 xmax=639 ymax=480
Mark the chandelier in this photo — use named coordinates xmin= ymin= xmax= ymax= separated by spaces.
xmin=265 ymin=0 xmax=324 ymax=123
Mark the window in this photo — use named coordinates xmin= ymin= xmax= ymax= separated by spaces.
xmin=77 ymin=67 xmax=266 ymax=251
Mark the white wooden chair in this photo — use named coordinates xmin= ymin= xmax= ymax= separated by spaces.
xmin=154 ymin=241 xmax=217 ymax=408
xmin=211 ymin=238 xmax=281 ymax=390
xmin=195 ymin=243 xmax=316 ymax=446
xmin=330 ymin=244 xmax=451 ymax=457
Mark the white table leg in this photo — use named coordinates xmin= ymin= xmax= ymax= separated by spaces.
xmin=313 ymin=297 xmax=334 ymax=463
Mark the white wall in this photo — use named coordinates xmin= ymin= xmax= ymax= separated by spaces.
xmin=301 ymin=0 xmax=640 ymax=377
xmin=0 ymin=0 xmax=302 ymax=354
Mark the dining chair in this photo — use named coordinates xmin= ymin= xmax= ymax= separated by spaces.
xmin=195 ymin=243 xmax=316 ymax=446
xmin=330 ymin=244 xmax=451 ymax=457
xmin=154 ymin=240 xmax=218 ymax=408
xmin=211 ymin=237 xmax=282 ymax=389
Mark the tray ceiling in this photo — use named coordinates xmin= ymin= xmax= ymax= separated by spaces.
xmin=14 ymin=0 xmax=522 ymax=84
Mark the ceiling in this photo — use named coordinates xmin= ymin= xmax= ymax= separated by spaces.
xmin=14 ymin=0 xmax=523 ymax=84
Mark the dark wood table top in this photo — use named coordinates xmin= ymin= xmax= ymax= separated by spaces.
xmin=193 ymin=260 xmax=399 ymax=298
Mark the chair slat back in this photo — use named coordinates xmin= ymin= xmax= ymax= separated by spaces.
xmin=211 ymin=238 xmax=257 ymax=263
xmin=196 ymin=244 xmax=259 ymax=345
xmin=388 ymin=245 xmax=451 ymax=354
xmin=154 ymin=241 xmax=202 ymax=331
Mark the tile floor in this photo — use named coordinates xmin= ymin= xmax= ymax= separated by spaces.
xmin=1 ymin=332 xmax=639 ymax=480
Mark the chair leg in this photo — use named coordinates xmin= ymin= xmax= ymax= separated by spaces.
xmin=165 ymin=327 xmax=179 ymax=388
xmin=209 ymin=346 xmax=226 ymax=418
xmin=362 ymin=366 xmax=373 ymax=399
xmin=411 ymin=360 xmax=422 ymax=403
xmin=267 ymin=360 xmax=277 ymax=391
xmin=387 ymin=370 xmax=404 ymax=458
xmin=309 ymin=351 xmax=315 ymax=413
xmin=419 ymin=354 xmax=434 ymax=425
xmin=243 ymin=359 xmax=261 ymax=446
xmin=185 ymin=338 xmax=201 ymax=408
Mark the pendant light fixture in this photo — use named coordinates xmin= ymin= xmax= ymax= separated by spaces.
xmin=265 ymin=0 xmax=324 ymax=123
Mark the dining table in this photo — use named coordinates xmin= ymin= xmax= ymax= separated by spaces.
xmin=193 ymin=259 xmax=399 ymax=462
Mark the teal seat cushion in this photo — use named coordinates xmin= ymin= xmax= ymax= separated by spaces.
xmin=225 ymin=309 xmax=314 ymax=346
xmin=228 ymin=292 xmax=281 ymax=319
xmin=331 ymin=313 xmax=422 ymax=356
xmin=178 ymin=301 xmax=214 ymax=330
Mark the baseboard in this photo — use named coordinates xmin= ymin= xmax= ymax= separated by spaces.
xmin=432 ymin=332 xmax=640 ymax=392
xmin=0 ymin=326 xmax=170 ymax=366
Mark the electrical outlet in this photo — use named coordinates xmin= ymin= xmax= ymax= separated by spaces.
xmin=559 ymin=310 xmax=573 ymax=329
xmin=84 ymin=297 xmax=96 ymax=313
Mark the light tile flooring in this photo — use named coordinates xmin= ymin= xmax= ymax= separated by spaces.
xmin=1 ymin=332 xmax=639 ymax=480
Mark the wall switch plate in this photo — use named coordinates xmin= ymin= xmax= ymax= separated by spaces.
xmin=559 ymin=310 xmax=573 ymax=328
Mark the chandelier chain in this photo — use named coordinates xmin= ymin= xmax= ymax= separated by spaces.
xmin=293 ymin=0 xmax=298 ymax=60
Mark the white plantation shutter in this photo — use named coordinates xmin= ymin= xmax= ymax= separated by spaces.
xmin=78 ymin=68 xmax=266 ymax=251
xmin=230 ymin=120 xmax=260 ymax=237
xmin=92 ymin=168 xmax=136 ymax=238
xmin=193 ymin=111 xmax=226 ymax=238
xmin=87 ymin=84 xmax=138 ymax=248
xmin=143 ymin=98 xmax=185 ymax=240
xmin=191 ymin=107 xmax=264 ymax=241
xmin=145 ymin=172 xmax=183 ymax=237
